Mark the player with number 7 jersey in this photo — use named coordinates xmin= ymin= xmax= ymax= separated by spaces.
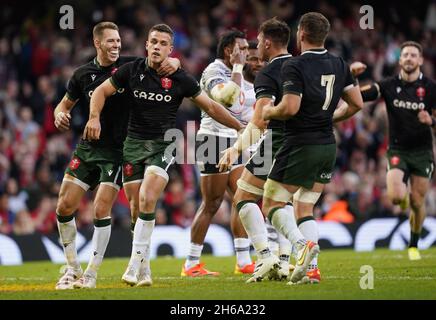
xmin=266 ymin=48 xmax=356 ymax=192
xmin=261 ymin=12 xmax=363 ymax=284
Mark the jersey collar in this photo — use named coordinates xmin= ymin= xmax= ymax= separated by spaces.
xmin=215 ymin=59 xmax=231 ymax=72
xmin=93 ymin=57 xmax=118 ymax=70
xmin=269 ymin=53 xmax=293 ymax=64
xmin=398 ymin=72 xmax=423 ymax=81
xmin=301 ymin=48 xmax=328 ymax=55
xmin=143 ymin=58 xmax=159 ymax=74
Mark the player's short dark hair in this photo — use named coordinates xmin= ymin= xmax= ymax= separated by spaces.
xmin=93 ymin=22 xmax=119 ymax=40
xmin=298 ymin=12 xmax=330 ymax=46
xmin=400 ymin=41 xmax=423 ymax=56
xmin=248 ymin=40 xmax=257 ymax=50
xmin=259 ymin=17 xmax=290 ymax=47
xmin=148 ymin=24 xmax=174 ymax=43
xmin=216 ymin=29 xmax=246 ymax=59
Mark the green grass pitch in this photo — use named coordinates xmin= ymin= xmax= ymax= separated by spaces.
xmin=1 ymin=248 xmax=435 ymax=300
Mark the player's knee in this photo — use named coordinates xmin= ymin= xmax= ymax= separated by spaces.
xmin=410 ymin=194 xmax=424 ymax=211
xmin=202 ymin=197 xmax=224 ymax=216
xmin=233 ymin=191 xmax=256 ymax=209
xmin=233 ymin=189 xmax=247 ymax=208
xmin=139 ymin=192 xmax=159 ymax=212
xmin=56 ymin=196 xmax=76 ymax=216
xmin=94 ymin=199 xmax=111 ymax=219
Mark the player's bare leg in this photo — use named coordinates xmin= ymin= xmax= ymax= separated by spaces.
xmin=123 ymin=168 xmax=168 ymax=286
xmin=55 ymin=174 xmax=86 ymax=290
xmin=74 ymin=183 xmax=118 ymax=289
xmin=386 ymin=169 xmax=409 ymax=209
xmin=407 ymin=175 xmax=430 ymax=260
xmin=124 ymin=181 xmax=141 ymax=234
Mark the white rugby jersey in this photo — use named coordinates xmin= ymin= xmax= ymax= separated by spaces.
xmin=199 ymin=59 xmax=255 ymax=137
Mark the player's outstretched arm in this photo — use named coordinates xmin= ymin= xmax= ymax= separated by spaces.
xmin=333 ymin=86 xmax=364 ymax=123
xmin=262 ymin=93 xmax=301 ymax=121
xmin=83 ymin=78 xmax=117 ymax=140
xmin=192 ymin=91 xmax=243 ymax=131
xmin=54 ymin=95 xmax=77 ymax=132
xmin=216 ymin=97 xmax=270 ymax=172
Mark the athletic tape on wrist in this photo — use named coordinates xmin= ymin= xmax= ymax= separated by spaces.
xmin=232 ymin=64 xmax=243 ymax=74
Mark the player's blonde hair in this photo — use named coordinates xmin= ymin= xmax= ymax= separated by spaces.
xmin=93 ymin=21 xmax=119 ymax=40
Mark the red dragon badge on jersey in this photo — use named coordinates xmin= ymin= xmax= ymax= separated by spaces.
xmin=161 ymin=77 xmax=172 ymax=90
xmin=111 ymin=67 xmax=118 ymax=75
xmin=390 ymin=156 xmax=400 ymax=166
xmin=123 ymin=163 xmax=134 ymax=177
xmin=416 ymin=87 xmax=426 ymax=100
xmin=69 ymin=157 xmax=81 ymax=170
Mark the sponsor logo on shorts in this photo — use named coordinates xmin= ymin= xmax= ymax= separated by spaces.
xmin=320 ymin=172 xmax=332 ymax=179
xmin=391 ymin=156 xmax=400 ymax=166
xmin=69 ymin=157 xmax=80 ymax=170
xmin=123 ymin=163 xmax=133 ymax=177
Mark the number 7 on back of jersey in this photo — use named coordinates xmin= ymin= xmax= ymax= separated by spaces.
xmin=321 ymin=74 xmax=335 ymax=110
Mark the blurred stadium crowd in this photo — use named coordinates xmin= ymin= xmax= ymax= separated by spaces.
xmin=1 ymin=0 xmax=436 ymax=235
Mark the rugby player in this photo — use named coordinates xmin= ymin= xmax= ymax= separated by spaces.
xmin=53 ymin=22 xmax=179 ymax=290
xmin=258 ymin=12 xmax=363 ymax=284
xmin=83 ymin=24 xmax=243 ymax=286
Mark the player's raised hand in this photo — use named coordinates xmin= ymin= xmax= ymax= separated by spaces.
xmin=83 ymin=118 xmax=101 ymax=140
xmin=54 ymin=111 xmax=71 ymax=132
xmin=418 ymin=109 xmax=433 ymax=126
xmin=217 ymin=146 xmax=240 ymax=172
xmin=157 ymin=57 xmax=180 ymax=77
xmin=230 ymin=44 xmax=246 ymax=66
xmin=350 ymin=61 xmax=367 ymax=77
